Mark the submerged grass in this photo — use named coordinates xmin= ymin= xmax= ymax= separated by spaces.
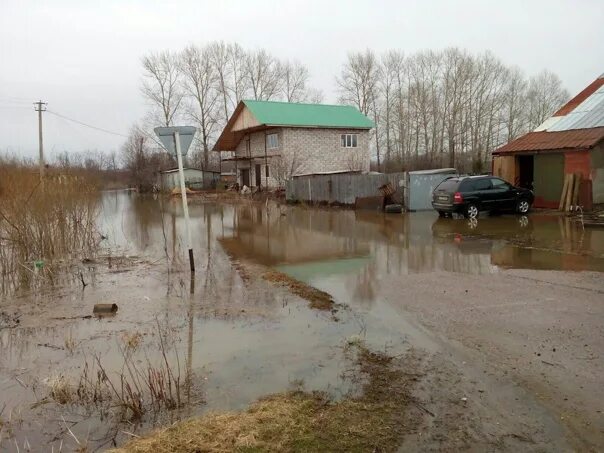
xmin=0 ymin=162 xmax=100 ymax=293
xmin=218 ymin=237 xmax=336 ymax=313
xmin=263 ymin=270 xmax=335 ymax=311
xmin=113 ymin=346 xmax=415 ymax=453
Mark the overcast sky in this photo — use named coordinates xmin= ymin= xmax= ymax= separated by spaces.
xmin=1 ymin=0 xmax=602 ymax=159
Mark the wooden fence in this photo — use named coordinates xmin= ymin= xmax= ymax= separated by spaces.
xmin=285 ymin=172 xmax=406 ymax=205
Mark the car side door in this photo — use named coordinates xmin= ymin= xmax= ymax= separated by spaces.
xmin=472 ymin=178 xmax=493 ymax=209
xmin=489 ymin=177 xmax=516 ymax=210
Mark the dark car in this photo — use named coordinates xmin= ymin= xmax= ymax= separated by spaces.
xmin=431 ymin=175 xmax=534 ymax=218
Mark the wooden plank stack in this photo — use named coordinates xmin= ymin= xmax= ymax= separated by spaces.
xmin=559 ymin=172 xmax=582 ymax=212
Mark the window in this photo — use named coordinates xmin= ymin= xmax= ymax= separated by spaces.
xmin=435 ymin=178 xmax=459 ymax=191
xmin=473 ymin=179 xmax=492 ymax=191
xmin=490 ymin=178 xmax=509 ymax=189
xmin=267 ymin=133 xmax=279 ymax=149
xmin=341 ymin=134 xmax=358 ymax=148
xmin=460 ymin=178 xmax=491 ymax=191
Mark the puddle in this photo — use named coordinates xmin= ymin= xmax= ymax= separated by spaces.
xmin=1 ymin=191 xmax=603 ymax=450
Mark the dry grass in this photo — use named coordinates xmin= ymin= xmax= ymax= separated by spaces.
xmin=0 ymin=160 xmax=100 ymax=293
xmin=48 ymin=322 xmax=190 ymax=422
xmin=47 ymin=375 xmax=73 ymax=405
xmin=263 ymin=270 xmax=335 ymax=312
xmin=112 ymin=346 xmax=415 ymax=453
xmin=122 ymin=331 xmax=144 ymax=352
xmin=219 ymin=237 xmax=336 ymax=313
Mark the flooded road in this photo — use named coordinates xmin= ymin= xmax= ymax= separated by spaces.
xmin=1 ymin=191 xmax=603 ymax=451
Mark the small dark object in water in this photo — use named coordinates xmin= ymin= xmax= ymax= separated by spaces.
xmin=93 ymin=303 xmax=118 ymax=315
xmin=384 ymin=204 xmax=403 ymax=214
xmin=355 ymin=195 xmax=385 ymax=211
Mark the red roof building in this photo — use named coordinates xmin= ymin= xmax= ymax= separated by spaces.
xmin=492 ymin=74 xmax=604 ymax=209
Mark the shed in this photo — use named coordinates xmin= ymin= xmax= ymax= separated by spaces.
xmin=406 ymin=168 xmax=457 ymax=211
xmin=159 ymin=168 xmax=220 ymax=191
xmin=493 ymin=73 xmax=604 ymax=210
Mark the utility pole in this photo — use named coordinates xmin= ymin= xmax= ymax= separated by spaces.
xmin=34 ymin=100 xmax=47 ymax=180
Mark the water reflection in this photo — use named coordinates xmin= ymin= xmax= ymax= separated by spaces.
xmin=224 ymin=204 xmax=604 ymax=306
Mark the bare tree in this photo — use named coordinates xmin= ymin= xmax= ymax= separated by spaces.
xmin=502 ymin=66 xmax=528 ymax=141
xmin=305 ymin=87 xmax=325 ymax=104
xmin=337 ymin=49 xmax=380 ymax=116
xmin=227 ymin=43 xmax=249 ymax=106
xmin=180 ymin=44 xmax=220 ymax=169
xmin=271 ymin=148 xmax=302 ymax=187
xmin=141 ymin=51 xmax=184 ymax=127
xmin=208 ymin=41 xmax=233 ymax=126
xmin=121 ymin=126 xmax=154 ymax=191
xmin=121 ymin=126 xmax=175 ymax=191
xmin=282 ymin=60 xmax=310 ymax=102
xmin=344 ymin=47 xmax=569 ymax=173
xmin=245 ymin=49 xmax=283 ymax=100
xmin=526 ymin=70 xmax=570 ymax=130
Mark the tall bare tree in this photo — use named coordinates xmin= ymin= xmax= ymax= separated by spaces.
xmin=245 ymin=49 xmax=283 ymax=101
xmin=282 ymin=60 xmax=310 ymax=102
xmin=141 ymin=51 xmax=184 ymax=127
xmin=180 ymin=45 xmax=220 ymax=169
xmin=526 ymin=70 xmax=570 ymax=130
xmin=337 ymin=49 xmax=380 ymax=116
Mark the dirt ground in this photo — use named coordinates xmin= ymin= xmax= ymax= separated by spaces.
xmin=383 ymin=269 xmax=604 ymax=451
xmin=219 ymin=243 xmax=604 ymax=451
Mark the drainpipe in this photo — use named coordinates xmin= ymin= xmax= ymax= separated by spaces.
xmin=264 ymin=130 xmax=268 ymax=188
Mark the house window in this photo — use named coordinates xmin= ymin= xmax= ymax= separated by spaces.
xmin=267 ymin=133 xmax=279 ymax=149
xmin=341 ymin=134 xmax=358 ymax=148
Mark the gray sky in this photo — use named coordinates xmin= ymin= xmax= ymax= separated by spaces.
xmin=1 ymin=0 xmax=602 ymax=159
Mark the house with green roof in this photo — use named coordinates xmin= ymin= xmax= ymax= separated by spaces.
xmin=213 ymin=100 xmax=374 ymax=188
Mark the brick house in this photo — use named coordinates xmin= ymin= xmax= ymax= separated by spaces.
xmin=213 ymin=100 xmax=374 ymax=188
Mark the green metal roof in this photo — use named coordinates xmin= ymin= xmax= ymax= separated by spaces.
xmin=242 ymin=100 xmax=374 ymax=129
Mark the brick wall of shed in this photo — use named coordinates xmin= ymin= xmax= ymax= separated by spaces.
xmin=564 ymin=150 xmax=592 ymax=209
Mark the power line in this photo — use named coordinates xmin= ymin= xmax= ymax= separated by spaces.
xmin=46 ymin=110 xmax=128 ymax=138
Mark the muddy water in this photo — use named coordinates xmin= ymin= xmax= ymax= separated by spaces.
xmin=1 ymin=191 xmax=603 ymax=450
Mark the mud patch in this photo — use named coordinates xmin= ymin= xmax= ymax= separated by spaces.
xmin=219 ymin=238 xmax=337 ymax=313
xmin=263 ymin=270 xmax=336 ymax=312
xmin=112 ymin=345 xmax=417 ymax=453
xmin=0 ymin=310 xmax=20 ymax=329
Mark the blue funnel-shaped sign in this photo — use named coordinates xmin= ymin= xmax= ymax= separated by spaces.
xmin=154 ymin=126 xmax=197 ymax=156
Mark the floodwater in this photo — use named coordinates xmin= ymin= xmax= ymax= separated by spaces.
xmin=1 ymin=191 xmax=603 ymax=451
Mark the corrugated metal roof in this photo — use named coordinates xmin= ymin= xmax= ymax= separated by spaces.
xmin=548 ymin=84 xmax=604 ymax=131
xmin=243 ymin=100 xmax=375 ymax=129
xmin=493 ymin=127 xmax=604 ymax=154
xmin=534 ymin=116 xmax=562 ymax=131
xmin=552 ymin=77 xmax=604 ymax=117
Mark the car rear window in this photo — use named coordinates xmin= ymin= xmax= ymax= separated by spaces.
xmin=435 ymin=179 xmax=459 ymax=192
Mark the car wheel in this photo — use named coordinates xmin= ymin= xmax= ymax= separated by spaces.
xmin=465 ymin=204 xmax=479 ymax=219
xmin=517 ymin=199 xmax=531 ymax=214
xmin=438 ymin=211 xmax=447 ymax=218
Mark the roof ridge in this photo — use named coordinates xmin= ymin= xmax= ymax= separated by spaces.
xmin=242 ymin=99 xmax=356 ymax=109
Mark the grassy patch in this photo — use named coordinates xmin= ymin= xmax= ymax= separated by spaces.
xmin=263 ymin=269 xmax=335 ymax=312
xmin=112 ymin=346 xmax=414 ymax=452
xmin=218 ymin=238 xmax=336 ymax=313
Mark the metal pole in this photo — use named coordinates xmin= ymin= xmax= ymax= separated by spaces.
xmin=174 ymin=130 xmax=195 ymax=272
xmin=34 ymin=100 xmax=46 ymax=180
